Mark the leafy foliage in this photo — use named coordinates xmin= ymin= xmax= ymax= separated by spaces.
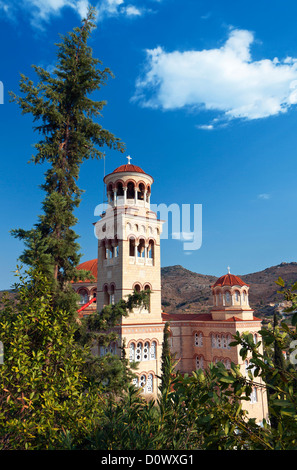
xmin=0 ymin=267 xmax=103 ymax=450
xmin=10 ymin=7 xmax=125 ymax=314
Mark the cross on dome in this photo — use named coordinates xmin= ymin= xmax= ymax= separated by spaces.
xmin=127 ymin=155 xmax=132 ymax=164
xmin=227 ymin=266 xmax=231 ymax=274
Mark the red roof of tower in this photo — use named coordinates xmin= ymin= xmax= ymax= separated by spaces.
xmin=212 ymin=273 xmax=248 ymax=288
xmin=112 ymin=164 xmax=145 ymax=174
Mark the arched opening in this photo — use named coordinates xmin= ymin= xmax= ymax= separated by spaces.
xmin=224 ymin=291 xmax=231 ymax=305
xmin=129 ymin=342 xmax=135 ymax=362
xmin=127 ymin=181 xmax=135 ymax=199
xmin=138 ymin=183 xmax=145 ymax=200
xmin=107 ymin=183 xmax=114 ymax=202
xmin=103 ymin=285 xmax=109 ymax=306
xmin=110 ymin=284 xmax=115 ymax=305
xmin=196 ymin=355 xmax=204 ymax=370
xmin=137 ymin=239 xmax=145 ymax=258
xmin=234 ymin=290 xmax=240 ymax=303
xmin=106 ymin=241 xmax=113 ymax=259
xmin=134 ymin=283 xmax=141 ymax=294
xmin=146 ymin=373 xmax=153 ymax=393
xmin=78 ymin=288 xmax=88 ymax=305
xmin=135 ymin=342 xmax=143 ymax=361
xmin=116 ymin=182 xmax=124 ymax=197
xmin=150 ymin=341 xmax=156 ymax=359
xmin=129 ymin=237 xmax=136 ymax=256
xmin=144 ymin=284 xmax=151 ymax=312
xmin=143 ymin=342 xmax=150 ymax=361
xmin=147 ymin=239 xmax=155 ymax=261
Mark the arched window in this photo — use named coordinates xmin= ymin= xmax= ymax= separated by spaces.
xmin=216 ymin=334 xmax=221 ymax=348
xmin=144 ymin=284 xmax=151 ymax=312
xmin=137 ymin=239 xmax=145 ymax=258
xmin=129 ymin=343 xmax=135 ymax=362
xmin=127 ymin=181 xmax=135 ymax=199
xmin=107 ymin=184 xmax=114 ymax=202
xmin=139 ymin=374 xmax=146 ymax=389
xmin=211 ymin=334 xmax=216 ymax=348
xmin=225 ymin=291 xmax=231 ymax=304
xmin=100 ymin=342 xmax=116 ymax=356
xmin=103 ymin=285 xmax=109 ymax=306
xmin=129 ymin=237 xmax=136 ymax=257
xmin=147 ymin=240 xmax=155 ymax=260
xmin=134 ymin=284 xmax=141 ymax=294
xmin=138 ymin=183 xmax=145 ymax=200
xmin=225 ymin=358 xmax=231 ymax=369
xmin=235 ymin=291 xmax=240 ymax=302
xmin=110 ymin=284 xmax=115 ymax=305
xmin=196 ymin=355 xmax=204 ymax=370
xmin=150 ymin=341 xmax=156 ymax=360
xmin=146 ymin=374 xmax=153 ymax=393
xmin=133 ymin=374 xmax=154 ymax=394
xmin=143 ymin=342 xmax=150 ymax=361
xmin=78 ymin=289 xmax=88 ymax=305
xmin=135 ymin=342 xmax=142 ymax=361
xmin=116 ymin=182 xmax=124 ymax=197
xmin=195 ymin=332 xmax=203 ymax=347
xmin=227 ymin=334 xmax=232 ymax=349
xmin=222 ymin=334 xmax=227 ymax=349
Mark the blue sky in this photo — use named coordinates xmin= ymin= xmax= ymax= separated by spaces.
xmin=1 ymin=0 xmax=297 ymax=290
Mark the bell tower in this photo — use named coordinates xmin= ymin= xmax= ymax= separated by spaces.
xmin=94 ymin=157 xmax=164 ymax=396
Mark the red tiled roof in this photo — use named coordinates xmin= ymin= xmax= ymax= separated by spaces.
xmin=212 ymin=273 xmax=248 ymax=288
xmin=113 ymin=164 xmax=145 ymax=174
xmin=162 ymin=312 xmax=213 ymax=322
xmin=162 ymin=312 xmax=261 ymax=323
xmin=74 ymin=258 xmax=98 ymax=282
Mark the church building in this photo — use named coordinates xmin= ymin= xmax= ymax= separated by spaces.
xmin=72 ymin=159 xmax=269 ymax=423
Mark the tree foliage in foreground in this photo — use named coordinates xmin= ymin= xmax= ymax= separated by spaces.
xmin=60 ymin=278 xmax=297 ymax=451
xmin=10 ymin=7 xmax=124 ymax=315
xmin=1 ymin=268 xmax=297 ymax=450
xmin=0 ymin=269 xmax=150 ymax=449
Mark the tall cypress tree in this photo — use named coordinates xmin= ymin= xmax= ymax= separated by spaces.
xmin=160 ymin=322 xmax=172 ymax=393
xmin=10 ymin=7 xmax=124 ymax=314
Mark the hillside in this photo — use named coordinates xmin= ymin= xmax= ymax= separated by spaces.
xmin=161 ymin=262 xmax=297 ymax=320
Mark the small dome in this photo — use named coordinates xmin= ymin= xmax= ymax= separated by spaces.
xmin=112 ymin=164 xmax=145 ymax=174
xmin=212 ymin=273 xmax=248 ymax=288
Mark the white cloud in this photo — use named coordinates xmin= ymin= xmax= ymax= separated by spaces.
xmin=258 ymin=193 xmax=271 ymax=200
xmin=132 ymin=29 xmax=297 ymax=125
xmin=22 ymin=0 xmax=90 ymax=27
xmin=125 ymin=5 xmax=142 ymax=16
xmin=96 ymin=0 xmax=148 ymax=21
xmin=2 ymin=0 xmax=148 ymax=27
xmin=196 ymin=124 xmax=214 ymax=130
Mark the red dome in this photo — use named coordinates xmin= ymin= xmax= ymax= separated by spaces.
xmin=75 ymin=258 xmax=98 ymax=282
xmin=212 ymin=273 xmax=248 ymax=288
xmin=113 ymin=164 xmax=145 ymax=174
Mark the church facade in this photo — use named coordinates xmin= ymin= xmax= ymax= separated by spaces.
xmin=72 ymin=160 xmax=269 ymax=423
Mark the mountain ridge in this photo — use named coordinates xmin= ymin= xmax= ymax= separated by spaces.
xmin=161 ymin=261 xmax=297 ymax=320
